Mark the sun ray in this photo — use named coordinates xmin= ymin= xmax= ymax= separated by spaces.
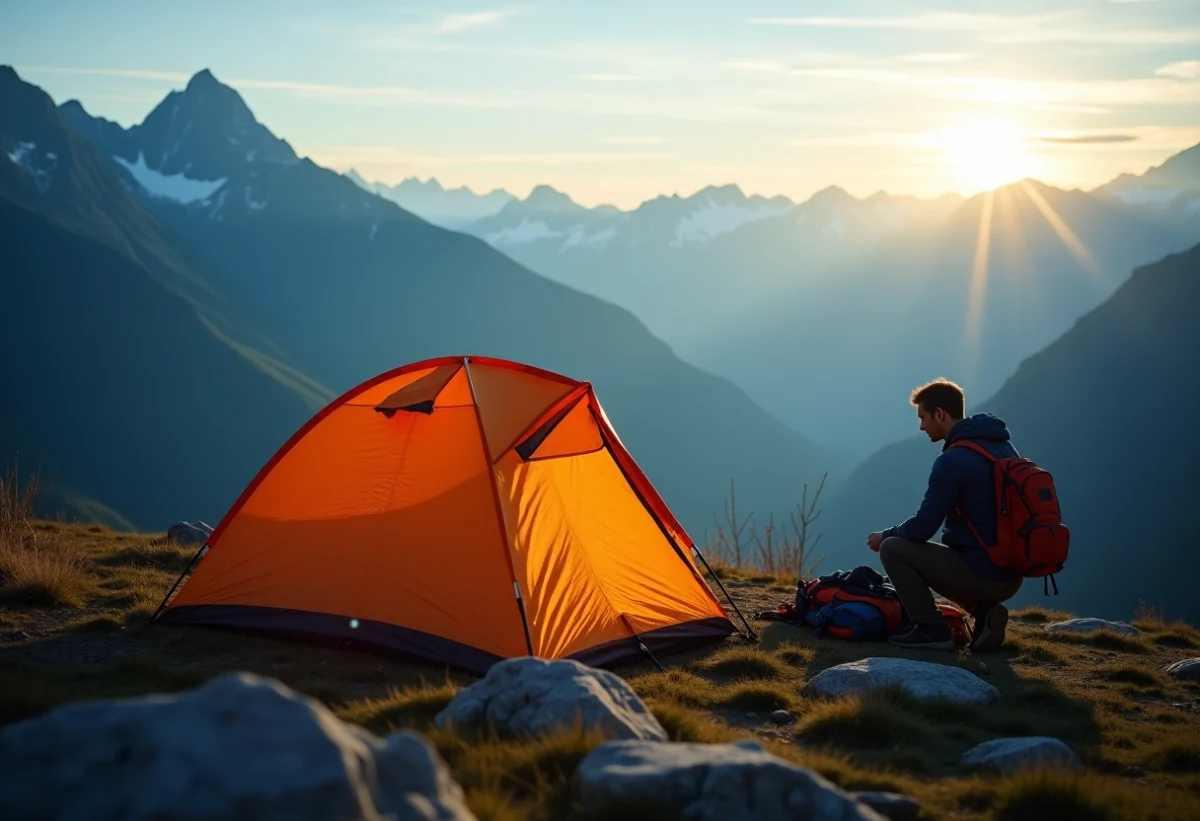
xmin=964 ymin=188 xmax=995 ymax=377
xmin=1019 ymin=180 xmax=1100 ymax=275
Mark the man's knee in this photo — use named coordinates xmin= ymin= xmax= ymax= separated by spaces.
xmin=879 ymin=536 xmax=909 ymax=565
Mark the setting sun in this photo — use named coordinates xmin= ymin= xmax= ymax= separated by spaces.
xmin=940 ymin=117 xmax=1039 ymax=193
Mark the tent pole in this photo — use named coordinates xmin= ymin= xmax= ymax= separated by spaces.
xmin=691 ymin=546 xmax=758 ymax=642
xmin=147 ymin=542 xmax=207 ymax=625
xmin=620 ymin=614 xmax=665 ymax=672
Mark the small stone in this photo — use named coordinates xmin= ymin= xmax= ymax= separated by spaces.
xmin=771 ymin=709 xmax=794 ymax=725
xmin=804 ymin=657 xmax=999 ymax=705
xmin=435 ymin=657 xmax=666 ymax=741
xmin=1163 ymin=658 xmax=1200 ymax=681
xmin=852 ymin=791 xmax=921 ymax=821
xmin=746 ymin=711 xmax=758 ymax=720
xmin=961 ymin=736 xmax=1082 ymax=774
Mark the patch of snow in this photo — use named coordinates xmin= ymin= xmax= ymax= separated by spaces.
xmin=368 ymin=222 xmax=378 ymax=240
xmin=485 ymin=219 xmax=560 ymax=245
xmin=1183 ymin=197 xmax=1200 ymax=216
xmin=243 ymin=186 xmax=267 ymax=212
xmin=246 ymin=149 xmax=257 ymax=162
xmin=583 ymin=226 xmax=617 ymax=246
xmin=671 ymin=201 xmax=791 ymax=246
xmin=7 ymin=141 xmax=54 ymax=193
xmin=45 ymin=152 xmax=57 ymax=160
xmin=207 ymin=188 xmax=229 ymax=220
xmin=822 ymin=215 xmax=846 ymax=237
xmin=6 ymin=140 xmax=35 ymax=166
xmin=795 ymin=211 xmax=808 ymax=226
xmin=114 ymin=151 xmax=226 ymax=205
xmin=1113 ymin=185 xmax=1182 ymax=207
xmin=558 ymin=225 xmax=618 ymax=251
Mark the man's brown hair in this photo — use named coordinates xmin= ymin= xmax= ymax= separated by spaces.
xmin=910 ymin=378 xmax=965 ymax=420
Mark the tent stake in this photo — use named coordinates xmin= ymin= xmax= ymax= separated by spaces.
xmin=692 ymin=547 xmax=758 ymax=642
xmin=147 ymin=542 xmax=208 ymax=625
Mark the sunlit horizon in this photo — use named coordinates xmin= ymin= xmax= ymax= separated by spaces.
xmin=4 ymin=0 xmax=1200 ymax=209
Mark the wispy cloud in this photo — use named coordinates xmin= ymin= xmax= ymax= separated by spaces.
xmin=439 ymin=11 xmax=510 ymax=32
xmin=571 ymin=73 xmax=641 ymax=82
xmin=1156 ymin=60 xmax=1200 ymax=79
xmin=900 ymin=52 xmax=971 ymax=63
xmin=746 ymin=12 xmax=1066 ymax=31
xmin=603 ymin=136 xmax=666 ymax=144
xmin=17 ymin=66 xmax=190 ymax=82
xmin=1039 ymin=134 xmax=1139 ymax=144
xmin=309 ymin=146 xmax=671 ymax=171
xmin=745 ymin=11 xmax=1200 ymax=45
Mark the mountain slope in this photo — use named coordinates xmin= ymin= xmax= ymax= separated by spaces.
xmin=816 ymin=243 xmax=1200 ymax=622
xmin=0 ymin=67 xmax=325 ymax=528
xmin=1094 ymin=142 xmax=1200 ymax=222
xmin=57 ymin=69 xmax=842 ymax=534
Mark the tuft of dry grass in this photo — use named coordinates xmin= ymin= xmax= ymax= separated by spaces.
xmin=628 ymin=670 xmax=719 ymax=709
xmin=1044 ymin=628 xmax=1149 ymax=654
xmin=775 ymin=642 xmax=816 ymax=666
xmin=1096 ymin=663 xmax=1164 ymax=687
xmin=0 ymin=530 xmax=93 ymax=608
xmin=1146 ymin=729 xmax=1200 ymax=773
xmin=690 ymin=646 xmax=788 ymax=680
xmin=1005 ymin=632 xmax=1067 ymax=663
xmin=715 ymin=681 xmax=796 ymax=713
xmin=338 ymin=680 xmax=459 ymax=735
xmin=1010 ymin=606 xmax=1074 ymax=624
xmin=649 ymin=702 xmax=740 ymax=744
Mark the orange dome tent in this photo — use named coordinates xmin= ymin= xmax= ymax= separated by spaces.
xmin=151 ymin=356 xmax=746 ymax=672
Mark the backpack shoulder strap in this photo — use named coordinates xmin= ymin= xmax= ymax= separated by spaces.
xmin=947 ymin=439 xmax=996 ymax=462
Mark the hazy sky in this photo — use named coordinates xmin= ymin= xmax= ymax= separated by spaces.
xmin=5 ymin=0 xmax=1200 ymax=208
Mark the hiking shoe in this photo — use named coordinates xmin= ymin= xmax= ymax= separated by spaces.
xmin=971 ymin=603 xmax=1009 ymax=653
xmin=888 ymin=623 xmax=955 ymax=651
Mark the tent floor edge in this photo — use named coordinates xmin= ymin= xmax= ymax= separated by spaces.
xmin=157 ymin=604 xmax=505 ymax=675
xmin=569 ymin=616 xmax=735 ymax=669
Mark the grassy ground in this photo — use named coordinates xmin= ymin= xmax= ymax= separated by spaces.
xmin=2 ymin=519 xmax=1199 ymax=821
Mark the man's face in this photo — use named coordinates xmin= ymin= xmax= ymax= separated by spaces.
xmin=918 ymin=405 xmax=946 ymax=442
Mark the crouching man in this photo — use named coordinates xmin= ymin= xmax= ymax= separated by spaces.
xmin=867 ymin=378 xmax=1023 ymax=652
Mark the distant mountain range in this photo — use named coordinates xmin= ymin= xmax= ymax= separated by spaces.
xmin=3 ymin=66 xmax=840 ymax=535
xmin=815 ymin=241 xmax=1200 ymax=623
xmin=449 ymin=149 xmax=1200 ymax=459
xmin=345 ymin=170 xmax=514 ymax=229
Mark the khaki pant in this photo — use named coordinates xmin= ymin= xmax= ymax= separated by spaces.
xmin=879 ymin=537 xmax=1022 ymax=627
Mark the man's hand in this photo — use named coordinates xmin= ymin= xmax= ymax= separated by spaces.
xmin=867 ymin=531 xmax=884 ymax=553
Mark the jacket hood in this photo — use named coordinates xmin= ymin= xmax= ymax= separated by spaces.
xmin=944 ymin=412 xmax=1011 ymax=448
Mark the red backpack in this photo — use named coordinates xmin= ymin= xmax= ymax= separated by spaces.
xmin=949 ymin=440 xmax=1069 ymax=593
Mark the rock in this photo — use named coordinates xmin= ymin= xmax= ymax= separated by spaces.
xmin=961 ymin=736 xmax=1083 ymax=774
xmin=803 ymin=657 xmax=1000 ymax=705
xmin=575 ymin=739 xmax=887 ymax=820
xmin=746 ymin=711 xmax=759 ymax=720
xmin=434 ymin=657 xmax=666 ymax=741
xmin=1044 ymin=618 xmax=1140 ymax=637
xmin=166 ymin=520 xmax=213 ymax=546
xmin=771 ymin=709 xmax=794 ymax=725
xmin=1164 ymin=658 xmax=1200 ymax=681
xmin=851 ymin=791 xmax=921 ymax=821
xmin=0 ymin=672 xmax=476 ymax=821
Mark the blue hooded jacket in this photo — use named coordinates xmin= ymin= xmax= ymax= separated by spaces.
xmin=882 ymin=413 xmax=1023 ymax=582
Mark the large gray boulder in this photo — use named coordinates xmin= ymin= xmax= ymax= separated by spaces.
xmin=961 ymin=736 xmax=1083 ymax=773
xmin=575 ymin=739 xmax=887 ymax=821
xmin=435 ymin=656 xmax=667 ymax=741
xmin=803 ymin=657 xmax=999 ymax=705
xmin=1044 ymin=618 xmax=1140 ymax=637
xmin=0 ymin=672 xmax=475 ymax=821
xmin=1163 ymin=658 xmax=1200 ymax=681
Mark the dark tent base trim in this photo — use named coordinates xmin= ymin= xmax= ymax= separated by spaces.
xmin=570 ymin=616 xmax=736 ymax=668
xmin=158 ymin=604 xmax=505 ymax=674
xmin=156 ymin=605 xmax=735 ymax=675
